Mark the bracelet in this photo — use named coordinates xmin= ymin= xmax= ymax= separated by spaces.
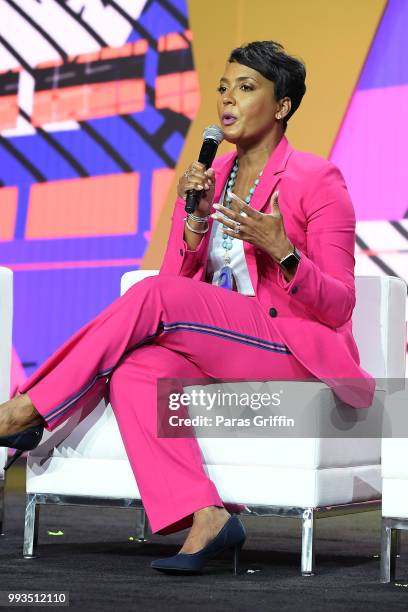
xmin=185 ymin=218 xmax=209 ymax=234
xmin=188 ymin=212 xmax=209 ymax=223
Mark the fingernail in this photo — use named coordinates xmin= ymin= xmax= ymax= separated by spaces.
xmin=210 ymin=213 xmax=219 ymax=219
xmin=213 ymin=203 xmax=220 ymax=209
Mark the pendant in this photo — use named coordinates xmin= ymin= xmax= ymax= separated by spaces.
xmin=218 ymin=265 xmax=234 ymax=290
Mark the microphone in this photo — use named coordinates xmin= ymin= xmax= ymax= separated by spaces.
xmin=185 ymin=125 xmax=224 ymax=214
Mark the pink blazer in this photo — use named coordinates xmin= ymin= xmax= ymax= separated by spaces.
xmin=159 ymin=136 xmax=376 ymax=408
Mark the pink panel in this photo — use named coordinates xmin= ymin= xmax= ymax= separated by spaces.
xmin=330 ymin=85 xmax=408 ymax=221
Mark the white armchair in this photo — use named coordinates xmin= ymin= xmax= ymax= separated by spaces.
xmin=23 ymin=273 xmax=407 ymax=575
xmin=380 ymin=390 xmax=408 ymax=582
xmin=0 ymin=266 xmax=13 ymax=535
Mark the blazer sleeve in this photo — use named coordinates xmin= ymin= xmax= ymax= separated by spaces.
xmin=276 ymin=162 xmax=356 ymax=329
xmin=159 ymin=195 xmax=208 ymax=280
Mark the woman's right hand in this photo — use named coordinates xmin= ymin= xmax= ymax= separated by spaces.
xmin=177 ymin=162 xmax=216 ymax=216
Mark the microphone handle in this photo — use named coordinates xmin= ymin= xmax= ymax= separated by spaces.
xmin=185 ymin=189 xmax=200 ymax=214
xmin=184 ymin=138 xmax=219 ymax=215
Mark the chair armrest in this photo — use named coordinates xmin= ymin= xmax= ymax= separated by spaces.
xmin=0 ymin=267 xmax=13 ymax=402
xmin=121 ymin=270 xmax=159 ymax=296
xmin=0 ymin=267 xmax=13 ymax=474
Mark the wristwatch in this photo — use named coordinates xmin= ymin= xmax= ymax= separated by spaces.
xmin=279 ymin=245 xmax=301 ymax=272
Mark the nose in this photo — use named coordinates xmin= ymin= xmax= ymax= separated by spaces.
xmin=221 ymin=89 xmax=236 ymax=106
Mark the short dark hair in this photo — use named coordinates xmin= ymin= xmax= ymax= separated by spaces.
xmin=228 ymin=41 xmax=306 ymax=127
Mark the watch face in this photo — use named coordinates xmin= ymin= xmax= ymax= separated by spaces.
xmin=280 ymin=254 xmax=298 ymax=271
xmin=280 ymin=249 xmax=301 ymax=271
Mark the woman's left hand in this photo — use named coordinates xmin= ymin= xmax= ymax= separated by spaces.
xmin=210 ymin=190 xmax=293 ymax=262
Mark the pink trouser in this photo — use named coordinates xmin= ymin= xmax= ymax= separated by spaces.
xmin=19 ymin=274 xmax=314 ymax=534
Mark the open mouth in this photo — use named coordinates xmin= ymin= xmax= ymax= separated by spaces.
xmin=221 ymin=113 xmax=237 ymax=126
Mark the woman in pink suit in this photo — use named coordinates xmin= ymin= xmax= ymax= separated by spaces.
xmin=0 ymin=41 xmax=375 ymax=574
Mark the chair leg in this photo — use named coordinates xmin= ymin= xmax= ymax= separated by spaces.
xmin=0 ymin=478 xmax=5 ymax=536
xmin=380 ymin=519 xmax=399 ymax=583
xmin=23 ymin=493 xmax=40 ymax=558
xmin=134 ymin=507 xmax=149 ymax=542
xmin=301 ymin=507 xmax=315 ymax=576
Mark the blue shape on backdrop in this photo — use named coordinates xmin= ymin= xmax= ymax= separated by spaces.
xmin=358 ymin=0 xmax=408 ymax=90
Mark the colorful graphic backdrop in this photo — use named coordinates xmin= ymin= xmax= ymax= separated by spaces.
xmin=0 ymin=0 xmax=198 ymax=391
xmin=0 ymin=0 xmax=407 ymax=391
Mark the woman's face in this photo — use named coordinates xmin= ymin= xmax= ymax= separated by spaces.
xmin=217 ymin=61 xmax=284 ymax=146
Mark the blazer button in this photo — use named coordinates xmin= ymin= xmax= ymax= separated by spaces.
xmin=291 ymin=286 xmax=299 ymax=295
xmin=179 ymin=248 xmax=184 ymax=256
xmin=269 ymin=307 xmax=278 ymax=317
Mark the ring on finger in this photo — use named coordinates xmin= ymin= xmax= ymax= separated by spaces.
xmin=233 ymin=221 xmax=241 ymax=234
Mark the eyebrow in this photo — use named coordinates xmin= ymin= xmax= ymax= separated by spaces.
xmin=219 ymin=76 xmax=258 ymax=84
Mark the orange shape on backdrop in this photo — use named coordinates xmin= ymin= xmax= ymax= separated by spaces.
xmin=32 ymin=80 xmax=145 ymax=125
xmin=0 ymin=187 xmax=18 ymax=241
xmin=26 ymin=174 xmax=139 ymax=239
xmin=158 ymin=32 xmax=190 ymax=52
xmin=155 ymin=71 xmax=200 ymax=119
xmin=0 ymin=95 xmax=19 ymax=131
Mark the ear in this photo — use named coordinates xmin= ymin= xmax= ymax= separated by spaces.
xmin=275 ymin=97 xmax=291 ymax=121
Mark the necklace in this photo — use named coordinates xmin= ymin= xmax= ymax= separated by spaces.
xmin=217 ymin=158 xmax=263 ymax=290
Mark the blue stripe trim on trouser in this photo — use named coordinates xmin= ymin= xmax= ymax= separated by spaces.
xmin=43 ymin=321 xmax=290 ymax=425
xmin=44 ymin=331 xmax=160 ymax=425
xmin=162 ymin=321 xmax=291 ymax=354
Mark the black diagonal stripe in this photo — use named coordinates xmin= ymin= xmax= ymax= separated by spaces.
xmin=355 ymin=234 xmax=400 ymax=277
xmin=390 ymin=220 xmax=408 ymax=242
xmin=146 ymin=83 xmax=156 ymax=106
xmin=0 ymin=34 xmax=34 ymax=75
xmin=156 ymin=0 xmax=189 ymax=29
xmin=54 ymin=0 xmax=107 ymax=47
xmin=143 ymin=0 xmax=190 ymax=45
xmin=120 ymin=114 xmax=175 ymax=168
xmin=0 ymin=136 xmax=45 ymax=182
xmin=19 ymin=108 xmax=88 ymax=177
xmin=153 ymin=107 xmax=190 ymax=140
xmin=79 ymin=121 xmax=133 ymax=172
xmin=105 ymin=0 xmax=158 ymax=49
xmin=6 ymin=0 xmax=68 ymax=60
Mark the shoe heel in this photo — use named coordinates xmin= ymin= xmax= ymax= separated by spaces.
xmin=4 ymin=449 xmax=23 ymax=472
xmin=233 ymin=539 xmax=245 ymax=576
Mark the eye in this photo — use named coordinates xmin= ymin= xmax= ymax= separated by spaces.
xmin=240 ymin=83 xmax=253 ymax=92
xmin=217 ymin=86 xmax=227 ymax=93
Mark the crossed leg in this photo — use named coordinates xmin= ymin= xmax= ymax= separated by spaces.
xmin=1 ymin=274 xmax=314 ymax=537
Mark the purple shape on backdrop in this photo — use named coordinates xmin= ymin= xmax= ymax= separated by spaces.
xmin=330 ymin=85 xmax=408 ymax=221
xmin=358 ymin=0 xmax=408 ymax=90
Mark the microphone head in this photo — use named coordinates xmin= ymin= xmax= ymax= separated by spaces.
xmin=203 ymin=125 xmax=224 ymax=145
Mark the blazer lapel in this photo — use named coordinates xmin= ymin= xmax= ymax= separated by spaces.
xmin=249 ymin=136 xmax=293 ymax=213
xmin=199 ymin=137 xmax=293 ymax=290
xmin=243 ymin=136 xmax=294 ymax=291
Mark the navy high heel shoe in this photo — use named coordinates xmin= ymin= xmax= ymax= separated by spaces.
xmin=151 ymin=514 xmax=246 ymax=575
xmin=0 ymin=426 xmax=44 ymax=471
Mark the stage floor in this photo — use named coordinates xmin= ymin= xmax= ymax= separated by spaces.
xmin=1 ymin=459 xmax=407 ymax=612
